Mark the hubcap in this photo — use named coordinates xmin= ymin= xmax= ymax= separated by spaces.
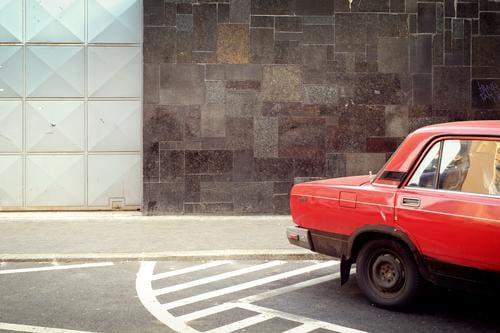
xmin=371 ymin=253 xmax=404 ymax=291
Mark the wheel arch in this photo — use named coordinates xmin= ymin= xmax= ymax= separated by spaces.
xmin=346 ymin=225 xmax=431 ymax=282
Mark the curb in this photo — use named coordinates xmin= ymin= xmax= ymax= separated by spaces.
xmin=0 ymin=250 xmax=331 ymax=263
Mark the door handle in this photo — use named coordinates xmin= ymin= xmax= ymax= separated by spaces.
xmin=402 ymin=197 xmax=421 ymax=207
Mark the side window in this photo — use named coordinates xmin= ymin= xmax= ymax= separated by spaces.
xmin=407 ymin=142 xmax=441 ymax=188
xmin=438 ymin=139 xmax=500 ymax=196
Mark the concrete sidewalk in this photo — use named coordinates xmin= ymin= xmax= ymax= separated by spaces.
xmin=0 ymin=213 xmax=322 ymax=262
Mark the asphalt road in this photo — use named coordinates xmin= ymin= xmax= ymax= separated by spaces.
xmin=0 ymin=260 xmax=498 ymax=333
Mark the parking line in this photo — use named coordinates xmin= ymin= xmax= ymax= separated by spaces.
xmin=239 ymin=271 xmax=341 ymax=303
xmin=153 ymin=260 xmax=285 ymax=296
xmin=151 ymin=261 xmax=231 ymax=281
xmin=282 ymin=323 xmax=320 ymax=333
xmin=0 ymin=322 xmax=98 ymax=333
xmin=0 ymin=262 xmax=113 ymax=275
xmin=162 ymin=261 xmax=338 ymax=310
xmin=204 ymin=313 xmax=273 ymax=333
xmin=237 ymin=303 xmax=368 ymax=333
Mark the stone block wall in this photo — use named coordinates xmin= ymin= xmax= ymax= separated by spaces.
xmin=143 ymin=0 xmax=500 ymax=215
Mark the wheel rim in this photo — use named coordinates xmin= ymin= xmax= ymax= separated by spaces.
xmin=369 ymin=252 xmax=405 ymax=294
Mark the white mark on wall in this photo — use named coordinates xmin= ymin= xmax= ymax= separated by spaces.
xmin=348 ymin=0 xmax=353 ymax=11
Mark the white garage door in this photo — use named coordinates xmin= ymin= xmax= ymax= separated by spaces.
xmin=0 ymin=0 xmax=143 ymax=210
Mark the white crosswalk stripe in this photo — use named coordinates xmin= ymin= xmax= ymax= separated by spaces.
xmin=136 ymin=260 xmax=368 ymax=333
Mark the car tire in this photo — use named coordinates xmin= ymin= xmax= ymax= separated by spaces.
xmin=356 ymin=239 xmax=422 ymax=310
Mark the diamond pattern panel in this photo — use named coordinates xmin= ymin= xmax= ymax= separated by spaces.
xmin=88 ymin=0 xmax=142 ymax=44
xmin=0 ymin=101 xmax=22 ymax=152
xmin=27 ymin=101 xmax=84 ymax=152
xmin=0 ymin=46 xmax=23 ymax=98
xmin=0 ymin=0 xmax=22 ymax=42
xmin=26 ymin=0 xmax=84 ymax=43
xmin=88 ymin=154 xmax=141 ymax=206
xmin=88 ymin=101 xmax=141 ymax=152
xmin=26 ymin=46 xmax=84 ymax=97
xmin=0 ymin=155 xmax=22 ymax=207
xmin=88 ymin=46 xmax=141 ymax=97
xmin=26 ymin=155 xmax=85 ymax=207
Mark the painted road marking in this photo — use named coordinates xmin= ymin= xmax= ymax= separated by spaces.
xmin=153 ymin=260 xmax=285 ymax=296
xmin=151 ymin=261 xmax=231 ymax=281
xmin=0 ymin=322 xmax=98 ymax=333
xmin=0 ymin=262 xmax=114 ymax=275
xmin=162 ymin=261 xmax=338 ymax=310
xmin=137 ymin=261 xmax=368 ymax=333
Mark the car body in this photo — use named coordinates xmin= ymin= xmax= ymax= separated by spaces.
xmin=287 ymin=121 xmax=500 ymax=309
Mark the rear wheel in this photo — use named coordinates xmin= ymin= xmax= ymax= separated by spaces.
xmin=356 ymin=239 xmax=421 ymax=310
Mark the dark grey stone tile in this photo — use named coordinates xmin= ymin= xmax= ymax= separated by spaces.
xmin=144 ymin=105 xmax=185 ymax=142
xmin=225 ymin=64 xmax=263 ymax=81
xmin=251 ymin=0 xmax=295 ymax=15
xmin=433 ymin=66 xmax=470 ymax=111
xmin=177 ymin=14 xmax=193 ymax=32
xmin=201 ymin=103 xmax=226 ymax=137
xmin=250 ymin=15 xmax=274 ymax=28
xmin=436 ymin=3 xmax=444 ymax=33
xmin=184 ymin=203 xmax=234 ymax=214
xmin=294 ymin=158 xmax=325 ymax=177
xmin=351 ymin=0 xmax=390 ymax=12
xmin=250 ymin=28 xmax=274 ymax=63
xmin=302 ymin=45 xmax=328 ymax=68
xmin=184 ymin=175 xmax=200 ymax=202
xmin=334 ymin=0 xmax=349 ymax=12
xmin=176 ymin=31 xmax=193 ymax=63
xmin=445 ymin=0 xmax=455 ymax=17
xmin=144 ymin=26 xmax=176 ymax=63
xmin=480 ymin=0 xmax=500 ymax=12
xmin=385 ymin=105 xmax=408 ymax=137
xmin=143 ymin=142 xmax=159 ymax=182
xmin=346 ymin=153 xmax=386 ymax=176
xmin=335 ymin=13 xmax=366 ymax=51
xmin=304 ymin=85 xmax=338 ymax=104
xmin=378 ymin=14 xmax=408 ymax=37
xmin=353 ymin=73 xmax=402 ymax=105
xmin=410 ymin=34 xmax=432 ymax=74
xmin=232 ymin=182 xmax=274 ymax=214
xmin=206 ymin=81 xmax=225 ymax=104
xmin=273 ymin=194 xmax=290 ymax=214
xmin=230 ymin=0 xmax=250 ymax=23
xmin=177 ymin=3 xmax=192 ymax=14
xmin=295 ymin=0 xmax=334 ymax=15
xmin=275 ymin=16 xmax=303 ymax=32
xmin=185 ymin=150 xmax=233 ymax=175
xmin=225 ymin=117 xmax=254 ymax=149
xmin=160 ymin=64 xmax=205 ymax=105
xmin=233 ymin=150 xmax=255 ymax=181
xmin=390 ymin=0 xmax=404 ymax=13
xmin=165 ymin=3 xmax=176 ymax=26
xmin=418 ymin=2 xmax=436 ymax=33
xmin=225 ymin=80 xmax=261 ymax=91
xmin=480 ymin=12 xmax=500 ymax=35
xmin=275 ymin=32 xmax=303 ymax=42
xmin=378 ymin=37 xmax=409 ymax=73
xmin=185 ymin=107 xmax=202 ymax=140
xmin=409 ymin=14 xmax=416 ymax=33
xmin=261 ymin=102 xmax=303 ymax=116
xmin=472 ymin=36 xmax=500 ymax=68
xmin=193 ymin=3 xmax=217 ymax=51
xmin=218 ymin=3 xmax=230 ymax=23
xmin=433 ymin=34 xmax=444 ymax=66
xmin=144 ymin=0 xmax=165 ymax=26
xmin=303 ymin=16 xmax=335 ymax=25
xmin=200 ymin=181 xmax=233 ymax=202
xmin=406 ymin=0 xmax=417 ymax=13
xmin=192 ymin=51 xmax=217 ymax=64
xmin=254 ymin=117 xmax=279 ymax=158
xmin=303 ymin=25 xmax=334 ymax=45
xmin=225 ymin=91 xmax=260 ymax=116
xmin=144 ymin=183 xmax=184 ymax=215
xmin=160 ymin=150 xmax=185 ymax=182
xmin=279 ymin=117 xmax=326 ymax=159
xmin=255 ymin=158 xmax=294 ymax=181
xmin=144 ymin=63 xmax=159 ymax=104
xmin=453 ymin=18 xmax=464 ymax=39
xmin=412 ymin=74 xmax=432 ymax=105
xmin=457 ymin=3 xmax=478 ymax=18
xmin=273 ymin=181 xmax=293 ymax=194
xmin=206 ymin=65 xmax=225 ymax=80
xmin=326 ymin=153 xmax=346 ymax=178
xmin=274 ymin=41 xmax=302 ymax=64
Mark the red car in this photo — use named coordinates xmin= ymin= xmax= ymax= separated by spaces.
xmin=287 ymin=121 xmax=500 ymax=309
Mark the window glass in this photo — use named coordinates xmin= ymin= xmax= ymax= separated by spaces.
xmin=407 ymin=142 xmax=441 ymax=188
xmin=438 ymin=139 xmax=500 ymax=196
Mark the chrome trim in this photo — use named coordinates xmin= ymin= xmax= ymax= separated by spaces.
xmin=401 ymin=197 xmax=421 ymax=208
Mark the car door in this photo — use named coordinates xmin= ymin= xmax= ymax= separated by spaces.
xmin=395 ymin=138 xmax=500 ymax=272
